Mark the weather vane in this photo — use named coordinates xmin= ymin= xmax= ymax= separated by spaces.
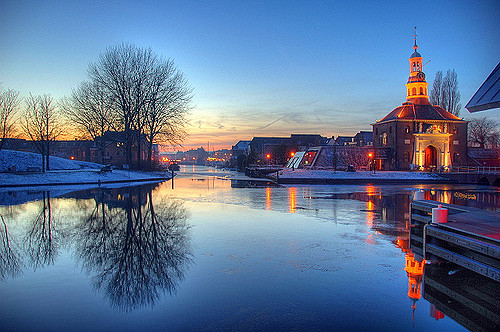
xmin=413 ymin=26 xmax=418 ymax=48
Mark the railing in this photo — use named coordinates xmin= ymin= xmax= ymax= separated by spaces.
xmin=446 ymin=166 xmax=500 ymax=174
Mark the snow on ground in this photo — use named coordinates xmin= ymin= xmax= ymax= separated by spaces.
xmin=0 ymin=149 xmax=102 ymax=172
xmin=0 ymin=150 xmax=171 ymax=187
xmin=276 ymin=168 xmax=446 ymax=180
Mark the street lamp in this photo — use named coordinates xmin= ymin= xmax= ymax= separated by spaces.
xmin=368 ymin=152 xmax=375 ymax=174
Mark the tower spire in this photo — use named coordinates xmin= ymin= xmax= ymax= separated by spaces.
xmin=413 ymin=26 xmax=418 ymax=51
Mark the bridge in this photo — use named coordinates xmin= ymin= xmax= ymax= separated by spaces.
xmin=438 ymin=166 xmax=500 ymax=186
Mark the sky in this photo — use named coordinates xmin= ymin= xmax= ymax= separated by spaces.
xmin=1 ymin=0 xmax=499 ymax=151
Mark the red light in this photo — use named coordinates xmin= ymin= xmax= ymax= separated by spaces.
xmin=290 ymin=152 xmax=295 ymax=157
xmin=266 ymin=154 xmax=271 ymax=159
xmin=368 ymin=153 xmax=373 ymax=158
xmin=70 ymin=156 xmax=75 ymax=160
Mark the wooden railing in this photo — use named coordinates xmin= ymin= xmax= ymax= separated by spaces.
xmin=445 ymin=166 xmax=500 ymax=174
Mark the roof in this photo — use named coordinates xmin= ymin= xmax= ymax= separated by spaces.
xmin=410 ymin=51 xmax=421 ymax=58
xmin=377 ymin=99 xmax=463 ymax=123
xmin=465 ymin=62 xmax=500 ymax=112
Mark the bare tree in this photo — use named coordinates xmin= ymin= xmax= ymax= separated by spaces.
xmin=22 ymin=94 xmax=61 ymax=172
xmin=77 ymin=43 xmax=191 ymax=169
xmin=62 ymin=82 xmax=117 ymax=163
xmin=429 ymin=71 xmax=442 ymax=106
xmin=144 ymin=66 xmax=191 ymax=169
xmin=0 ymin=87 xmax=20 ymax=151
xmin=430 ymin=69 xmax=461 ymax=116
xmin=468 ymin=117 xmax=499 ymax=149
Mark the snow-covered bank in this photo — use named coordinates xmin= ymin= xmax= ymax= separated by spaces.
xmin=0 ymin=149 xmax=101 ymax=172
xmin=0 ymin=169 xmax=172 ymax=187
xmin=273 ymin=169 xmax=451 ymax=184
xmin=0 ymin=150 xmax=171 ymax=187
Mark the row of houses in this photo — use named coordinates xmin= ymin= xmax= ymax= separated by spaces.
xmin=2 ymin=131 xmax=159 ymax=167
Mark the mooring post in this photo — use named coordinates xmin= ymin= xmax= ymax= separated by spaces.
xmin=432 ymin=204 xmax=448 ymax=223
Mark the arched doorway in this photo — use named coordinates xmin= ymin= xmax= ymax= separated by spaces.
xmin=424 ymin=145 xmax=437 ymax=170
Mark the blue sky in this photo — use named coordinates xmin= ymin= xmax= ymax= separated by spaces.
xmin=1 ymin=0 xmax=499 ymax=150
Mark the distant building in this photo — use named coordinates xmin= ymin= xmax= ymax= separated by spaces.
xmin=248 ymin=134 xmax=327 ymax=164
xmin=372 ymin=36 xmax=467 ymax=171
xmin=335 ymin=136 xmax=355 ymax=146
xmin=354 ymin=131 xmax=373 ymax=146
xmin=92 ymin=131 xmax=158 ymax=166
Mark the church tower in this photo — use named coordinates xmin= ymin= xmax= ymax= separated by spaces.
xmin=371 ymin=29 xmax=468 ymax=171
xmin=406 ymin=31 xmax=429 ymax=101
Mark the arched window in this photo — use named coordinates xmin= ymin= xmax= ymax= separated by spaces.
xmin=420 ymin=87 xmax=423 ymax=95
xmin=382 ymin=133 xmax=388 ymax=146
xmin=404 ymin=126 xmax=410 ymax=134
xmin=412 ymin=87 xmax=416 ymax=95
xmin=453 ymin=126 xmax=458 ymax=134
xmin=389 ymin=126 xmax=392 ymax=134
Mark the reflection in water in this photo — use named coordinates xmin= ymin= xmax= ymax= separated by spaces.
xmin=24 ymin=191 xmax=61 ymax=270
xmin=288 ymin=187 xmax=296 ymax=213
xmin=0 ymin=214 xmax=23 ymax=280
xmin=265 ymin=187 xmax=272 ymax=211
xmin=73 ymin=185 xmax=192 ymax=311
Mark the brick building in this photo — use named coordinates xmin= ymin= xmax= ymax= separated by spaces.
xmin=372 ymin=37 xmax=467 ymax=171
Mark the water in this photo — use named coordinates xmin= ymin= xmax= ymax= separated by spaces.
xmin=0 ymin=166 xmax=498 ymax=331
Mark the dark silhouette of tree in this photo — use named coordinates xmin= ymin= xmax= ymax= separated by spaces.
xmin=0 ymin=214 xmax=23 ymax=280
xmin=468 ymin=117 xmax=499 ymax=149
xmin=0 ymin=87 xmax=20 ymax=151
xmin=21 ymin=94 xmax=61 ymax=172
xmin=73 ymin=185 xmax=192 ymax=311
xmin=75 ymin=43 xmax=192 ymax=169
xmin=430 ymin=69 xmax=461 ymax=116
xmin=429 ymin=71 xmax=443 ymax=106
xmin=23 ymin=192 xmax=60 ymax=269
xmin=61 ymin=82 xmax=117 ymax=164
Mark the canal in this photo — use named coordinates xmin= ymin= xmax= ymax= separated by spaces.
xmin=0 ymin=166 xmax=498 ymax=331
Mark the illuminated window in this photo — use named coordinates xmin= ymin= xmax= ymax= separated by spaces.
xmin=404 ymin=126 xmax=410 ymax=134
xmin=453 ymin=126 xmax=458 ymax=134
xmin=412 ymin=87 xmax=416 ymax=95
xmin=381 ymin=133 xmax=388 ymax=146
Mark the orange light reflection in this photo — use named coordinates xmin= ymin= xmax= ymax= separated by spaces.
xmin=266 ymin=187 xmax=272 ymax=211
xmin=289 ymin=187 xmax=296 ymax=213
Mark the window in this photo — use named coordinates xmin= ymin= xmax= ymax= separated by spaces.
xmin=404 ymin=151 xmax=410 ymax=163
xmin=405 ymin=139 xmax=410 ymax=144
xmin=453 ymin=126 xmax=458 ymax=134
xmin=404 ymin=126 xmax=410 ymax=134
xmin=389 ymin=126 xmax=392 ymax=134
xmin=381 ymin=133 xmax=388 ymax=146
xmin=412 ymin=87 xmax=416 ymax=95
xmin=419 ymin=87 xmax=423 ymax=95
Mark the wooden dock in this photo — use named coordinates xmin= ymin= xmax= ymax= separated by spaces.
xmin=410 ymin=200 xmax=500 ymax=282
xmin=423 ymin=264 xmax=500 ymax=332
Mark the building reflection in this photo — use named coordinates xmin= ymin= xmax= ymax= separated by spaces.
xmin=72 ymin=185 xmax=192 ymax=311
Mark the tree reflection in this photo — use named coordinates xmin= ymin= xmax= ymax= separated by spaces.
xmin=74 ymin=186 xmax=192 ymax=311
xmin=23 ymin=191 xmax=60 ymax=269
xmin=0 ymin=214 xmax=23 ymax=280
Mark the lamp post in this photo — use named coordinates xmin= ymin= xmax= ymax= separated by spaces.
xmin=368 ymin=152 xmax=375 ymax=174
